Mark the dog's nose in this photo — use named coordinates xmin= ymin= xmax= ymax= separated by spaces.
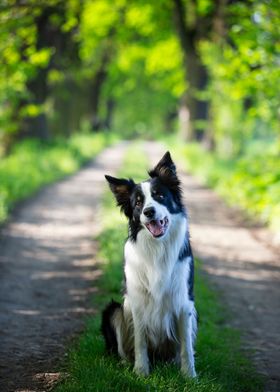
xmin=143 ymin=207 xmax=156 ymax=218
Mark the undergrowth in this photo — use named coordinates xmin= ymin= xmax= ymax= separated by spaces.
xmin=172 ymin=141 xmax=280 ymax=233
xmin=0 ymin=132 xmax=116 ymax=223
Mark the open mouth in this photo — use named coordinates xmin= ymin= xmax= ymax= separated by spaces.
xmin=145 ymin=217 xmax=169 ymax=238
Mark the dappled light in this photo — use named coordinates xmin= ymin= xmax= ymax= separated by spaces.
xmin=0 ymin=145 xmax=127 ymax=391
xmin=0 ymin=1 xmax=279 ymax=391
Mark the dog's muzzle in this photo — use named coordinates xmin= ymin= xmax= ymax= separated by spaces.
xmin=145 ymin=217 xmax=169 ymax=238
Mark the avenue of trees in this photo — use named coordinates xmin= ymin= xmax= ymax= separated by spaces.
xmin=0 ymin=0 xmax=279 ymax=156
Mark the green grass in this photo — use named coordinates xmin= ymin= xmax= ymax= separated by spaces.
xmin=55 ymin=142 xmax=263 ymax=392
xmin=171 ymin=141 xmax=280 ymax=233
xmin=0 ymin=132 xmax=116 ymax=223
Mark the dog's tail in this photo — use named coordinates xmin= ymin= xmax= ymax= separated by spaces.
xmin=101 ymin=300 xmax=122 ymax=355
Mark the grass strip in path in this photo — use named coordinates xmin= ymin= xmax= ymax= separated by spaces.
xmin=55 ymin=142 xmax=263 ymax=392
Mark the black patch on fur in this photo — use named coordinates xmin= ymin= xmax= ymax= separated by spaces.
xmin=101 ymin=300 xmax=121 ymax=355
xmin=128 ymin=218 xmax=143 ymax=242
xmin=128 ymin=184 xmax=145 ymax=241
xmin=150 ymin=177 xmax=185 ymax=214
xmin=148 ymin=151 xmax=176 ymax=177
xmin=148 ymin=151 xmax=184 ymax=209
xmin=104 ymin=175 xmax=135 ymax=218
xmin=178 ymin=237 xmax=192 ymax=261
xmin=188 ymin=252 xmax=195 ymax=301
xmin=178 ymin=238 xmax=195 ymax=301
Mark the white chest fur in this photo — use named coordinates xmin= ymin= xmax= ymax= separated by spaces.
xmin=124 ymin=215 xmax=192 ymax=344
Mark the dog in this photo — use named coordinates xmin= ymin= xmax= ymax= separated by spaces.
xmin=101 ymin=151 xmax=197 ymax=377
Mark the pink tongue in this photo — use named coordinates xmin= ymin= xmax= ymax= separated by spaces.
xmin=147 ymin=220 xmax=164 ymax=237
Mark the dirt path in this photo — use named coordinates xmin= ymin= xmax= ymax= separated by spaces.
xmin=0 ymin=143 xmax=127 ymax=392
xmin=1 ymin=141 xmax=279 ymax=392
xmin=183 ymin=173 xmax=280 ymax=392
xmin=145 ymin=142 xmax=280 ymax=392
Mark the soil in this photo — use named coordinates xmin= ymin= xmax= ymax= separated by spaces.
xmin=183 ymin=172 xmax=280 ymax=392
xmin=145 ymin=142 xmax=280 ymax=392
xmin=0 ymin=141 xmax=279 ymax=392
xmin=0 ymin=143 xmax=127 ymax=392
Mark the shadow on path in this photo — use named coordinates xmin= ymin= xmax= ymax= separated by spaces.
xmin=145 ymin=141 xmax=280 ymax=392
xmin=0 ymin=143 xmax=128 ymax=392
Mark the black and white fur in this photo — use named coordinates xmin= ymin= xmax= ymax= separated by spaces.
xmin=102 ymin=152 xmax=197 ymax=377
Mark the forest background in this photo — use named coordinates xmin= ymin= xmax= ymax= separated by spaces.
xmin=0 ymin=0 xmax=279 ymax=233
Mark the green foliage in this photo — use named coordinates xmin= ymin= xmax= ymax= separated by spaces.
xmin=78 ymin=0 xmax=280 ymax=143
xmin=174 ymin=141 xmax=280 ymax=231
xmin=1 ymin=0 xmax=279 ymax=233
xmin=0 ymin=133 xmax=113 ymax=223
xmin=78 ymin=0 xmax=184 ymax=136
xmin=0 ymin=2 xmax=37 ymax=135
xmin=201 ymin=0 xmax=280 ymax=153
xmin=2 ymin=0 xmax=279 ymax=150
xmin=54 ymin=144 xmax=263 ymax=392
xmin=0 ymin=0 xmax=81 ymax=143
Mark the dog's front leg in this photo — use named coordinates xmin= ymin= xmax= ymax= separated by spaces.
xmin=178 ymin=308 xmax=197 ymax=378
xmin=132 ymin=309 xmax=149 ymax=376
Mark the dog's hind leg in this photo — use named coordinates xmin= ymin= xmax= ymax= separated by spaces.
xmin=178 ymin=305 xmax=197 ymax=378
xmin=101 ymin=300 xmax=124 ymax=357
xmin=111 ymin=305 xmax=128 ymax=360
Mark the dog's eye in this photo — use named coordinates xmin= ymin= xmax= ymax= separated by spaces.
xmin=136 ymin=200 xmax=142 ymax=207
xmin=152 ymin=190 xmax=164 ymax=199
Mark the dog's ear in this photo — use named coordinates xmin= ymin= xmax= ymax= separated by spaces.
xmin=149 ymin=151 xmax=179 ymax=186
xmin=148 ymin=151 xmax=177 ymax=179
xmin=105 ymin=175 xmax=135 ymax=217
xmin=149 ymin=151 xmax=176 ymax=178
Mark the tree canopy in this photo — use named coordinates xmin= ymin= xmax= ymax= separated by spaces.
xmin=0 ymin=0 xmax=279 ymax=155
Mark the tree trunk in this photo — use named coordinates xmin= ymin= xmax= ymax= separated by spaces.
xmin=20 ymin=2 xmax=81 ymax=140
xmin=104 ymin=98 xmax=115 ymax=130
xmin=172 ymin=0 xmax=210 ymax=142
xmin=21 ymin=6 xmax=55 ymax=141
xmin=185 ymin=48 xmax=209 ymax=141
xmin=90 ymin=52 xmax=110 ymax=131
xmin=164 ymin=109 xmax=177 ymax=134
xmin=24 ymin=66 xmax=50 ymax=140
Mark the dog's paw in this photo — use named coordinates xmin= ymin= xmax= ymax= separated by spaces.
xmin=181 ymin=365 xmax=197 ymax=378
xmin=133 ymin=362 xmax=150 ymax=377
xmin=172 ymin=353 xmax=181 ymax=366
xmin=120 ymin=358 xmax=128 ymax=366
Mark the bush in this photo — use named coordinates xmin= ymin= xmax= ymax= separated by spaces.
xmin=0 ymin=133 xmax=113 ymax=223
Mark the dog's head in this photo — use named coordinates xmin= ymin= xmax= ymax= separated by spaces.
xmin=105 ymin=152 xmax=184 ymax=240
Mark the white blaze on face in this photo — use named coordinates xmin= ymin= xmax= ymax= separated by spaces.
xmin=140 ymin=182 xmax=169 ymax=238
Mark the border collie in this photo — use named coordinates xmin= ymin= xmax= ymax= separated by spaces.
xmin=101 ymin=152 xmax=197 ymax=377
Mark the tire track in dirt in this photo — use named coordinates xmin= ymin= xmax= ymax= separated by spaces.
xmin=145 ymin=141 xmax=280 ymax=392
xmin=0 ymin=143 xmax=128 ymax=392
